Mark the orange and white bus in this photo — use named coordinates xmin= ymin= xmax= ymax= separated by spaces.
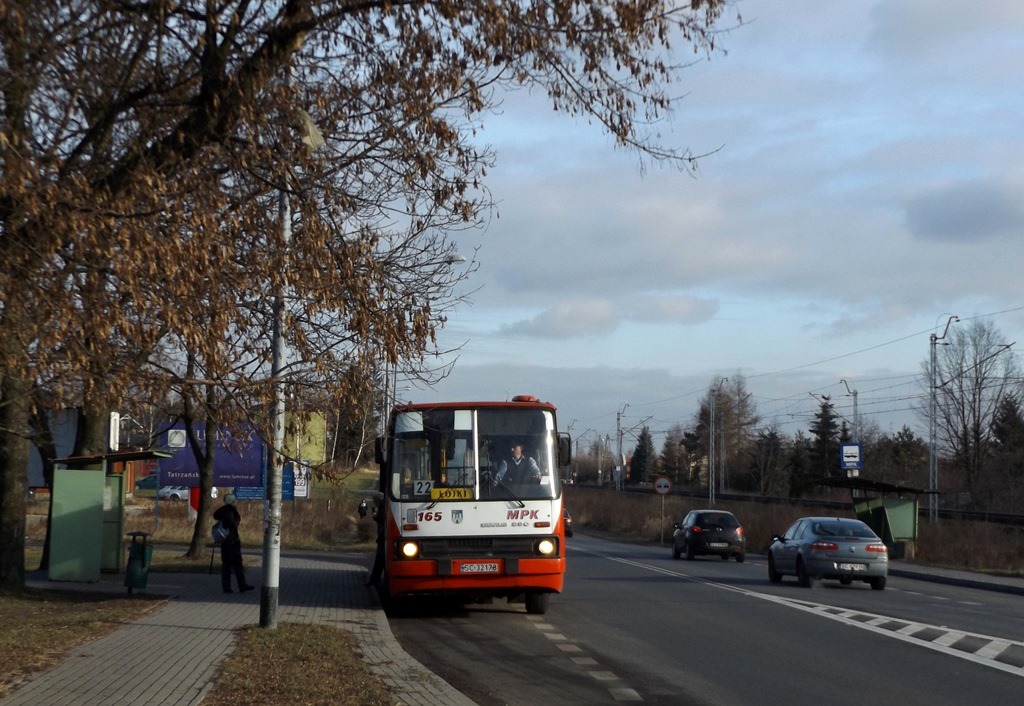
xmin=375 ymin=395 xmax=572 ymax=614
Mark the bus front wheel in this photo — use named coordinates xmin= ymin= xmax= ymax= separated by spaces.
xmin=525 ymin=592 xmax=550 ymax=615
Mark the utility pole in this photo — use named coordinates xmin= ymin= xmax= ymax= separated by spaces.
xmin=709 ymin=378 xmax=727 ymax=505
xmin=840 ymin=379 xmax=858 ymax=443
xmin=616 ymin=404 xmax=628 ymax=490
xmin=929 ymin=315 xmax=958 ymax=522
xmin=719 ymin=409 xmax=726 ymax=496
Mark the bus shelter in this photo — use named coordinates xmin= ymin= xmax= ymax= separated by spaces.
xmin=49 ymin=449 xmax=171 ymax=582
xmin=816 ymin=476 xmax=936 ymax=560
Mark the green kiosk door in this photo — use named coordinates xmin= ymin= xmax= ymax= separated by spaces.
xmin=50 ymin=466 xmax=106 ymax=582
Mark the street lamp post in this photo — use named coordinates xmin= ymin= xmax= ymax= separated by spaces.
xmin=260 ymin=70 xmax=324 ymax=629
xmin=260 ymin=172 xmax=291 ymax=629
xmin=929 ymin=315 xmax=958 ymax=523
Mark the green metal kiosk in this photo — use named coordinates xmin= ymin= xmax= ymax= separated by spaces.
xmin=49 ymin=450 xmax=170 ymax=582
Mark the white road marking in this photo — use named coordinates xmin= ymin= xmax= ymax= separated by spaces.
xmin=573 ymin=545 xmax=1024 ymax=678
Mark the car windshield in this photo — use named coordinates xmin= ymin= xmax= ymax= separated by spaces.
xmin=813 ymin=521 xmax=876 ymax=539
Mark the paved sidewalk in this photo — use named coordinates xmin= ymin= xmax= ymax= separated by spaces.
xmin=888 ymin=559 xmax=1024 ymax=596
xmin=5 ymin=551 xmax=475 ymax=706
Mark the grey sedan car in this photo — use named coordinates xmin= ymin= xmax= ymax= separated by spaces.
xmin=767 ymin=517 xmax=888 ymax=590
xmin=158 ymin=486 xmax=191 ymax=501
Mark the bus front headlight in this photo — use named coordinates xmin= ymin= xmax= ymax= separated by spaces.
xmin=536 ymin=538 xmax=556 ymax=556
xmin=400 ymin=541 xmax=419 ymax=559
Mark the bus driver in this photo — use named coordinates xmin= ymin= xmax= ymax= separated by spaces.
xmin=496 ymin=440 xmax=542 ymax=485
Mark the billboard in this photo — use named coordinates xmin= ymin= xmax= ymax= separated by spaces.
xmin=233 ymin=461 xmax=307 ymax=501
xmin=157 ymin=423 xmax=265 ymax=487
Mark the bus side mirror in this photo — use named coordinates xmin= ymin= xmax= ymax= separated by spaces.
xmin=558 ymin=433 xmax=572 ymax=467
xmin=375 ymin=437 xmax=386 ymax=466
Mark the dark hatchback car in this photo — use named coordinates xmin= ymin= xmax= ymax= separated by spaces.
xmin=767 ymin=516 xmax=888 ymax=590
xmin=672 ymin=509 xmax=745 ymax=562
xmin=563 ymin=508 xmax=574 ymax=537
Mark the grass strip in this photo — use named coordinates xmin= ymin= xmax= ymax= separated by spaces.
xmin=206 ymin=622 xmax=393 ymax=705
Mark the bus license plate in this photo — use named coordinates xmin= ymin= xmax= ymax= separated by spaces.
xmin=459 ymin=562 xmax=500 ymax=574
xmin=839 ymin=563 xmax=866 ymax=571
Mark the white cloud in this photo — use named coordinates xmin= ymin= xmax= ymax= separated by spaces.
xmin=423 ymin=0 xmax=1024 ymax=449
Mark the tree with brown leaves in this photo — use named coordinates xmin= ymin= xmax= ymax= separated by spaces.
xmin=0 ymin=0 xmax=732 ymax=587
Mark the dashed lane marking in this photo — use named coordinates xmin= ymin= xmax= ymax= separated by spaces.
xmin=530 ymin=607 xmax=645 ymax=700
xmin=574 ymin=546 xmax=1024 ymax=678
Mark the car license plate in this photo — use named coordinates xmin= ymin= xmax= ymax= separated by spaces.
xmin=709 ymin=542 xmax=728 ymax=548
xmin=458 ymin=562 xmax=500 ymax=574
xmin=839 ymin=563 xmax=866 ymax=571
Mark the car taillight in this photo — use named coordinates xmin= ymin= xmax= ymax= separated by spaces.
xmin=866 ymin=543 xmax=888 ymax=553
xmin=735 ymin=526 xmax=744 ymax=537
xmin=692 ymin=526 xmax=703 ymax=533
xmin=810 ymin=541 xmax=838 ymax=551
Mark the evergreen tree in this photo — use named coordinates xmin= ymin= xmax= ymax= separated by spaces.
xmin=808 ymin=396 xmax=840 ymax=479
xmin=630 ymin=426 xmax=658 ymax=484
xmin=659 ymin=424 xmax=688 ymax=485
xmin=986 ymin=396 xmax=1024 ymax=511
xmin=885 ymin=426 xmax=928 ymax=487
xmin=786 ymin=431 xmax=814 ymax=498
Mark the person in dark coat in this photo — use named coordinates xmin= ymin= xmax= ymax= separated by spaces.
xmin=213 ymin=494 xmax=254 ymax=594
xmin=366 ymin=492 xmax=386 ymax=587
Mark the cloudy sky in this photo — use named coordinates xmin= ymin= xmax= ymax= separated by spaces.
xmin=411 ymin=0 xmax=1024 ymax=453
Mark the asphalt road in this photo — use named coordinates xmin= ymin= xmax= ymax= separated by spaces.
xmin=388 ymin=533 xmax=1024 ymax=705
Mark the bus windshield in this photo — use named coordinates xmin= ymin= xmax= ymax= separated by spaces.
xmin=389 ymin=406 xmax=559 ymax=501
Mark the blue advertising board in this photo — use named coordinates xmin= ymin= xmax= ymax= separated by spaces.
xmin=157 ymin=423 xmax=265 ymax=487
xmin=233 ymin=462 xmax=297 ymax=501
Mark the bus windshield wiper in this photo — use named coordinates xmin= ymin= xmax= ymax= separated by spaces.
xmin=483 ymin=472 xmax=525 ymax=507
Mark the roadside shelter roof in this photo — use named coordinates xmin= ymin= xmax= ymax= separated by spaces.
xmin=54 ymin=449 xmax=172 ymax=468
xmin=816 ymin=476 xmax=937 ymax=497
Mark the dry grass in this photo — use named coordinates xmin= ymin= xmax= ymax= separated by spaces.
xmin=120 ymin=497 xmax=359 ymax=550
xmin=0 ymin=588 xmax=163 ymax=698
xmin=565 ymin=486 xmax=1024 ymax=576
xmin=206 ymin=623 xmax=392 ymax=706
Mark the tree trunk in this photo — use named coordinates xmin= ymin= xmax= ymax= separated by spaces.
xmin=0 ymin=369 xmax=32 ymax=589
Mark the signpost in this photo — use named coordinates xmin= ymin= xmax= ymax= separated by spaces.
xmin=840 ymin=443 xmax=863 ymax=477
xmin=654 ymin=476 xmax=673 ymax=543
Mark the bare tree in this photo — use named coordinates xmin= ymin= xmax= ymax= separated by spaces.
xmin=748 ymin=423 xmax=788 ymax=497
xmin=717 ymin=375 xmax=759 ymax=491
xmin=923 ymin=319 xmax=1019 ymax=508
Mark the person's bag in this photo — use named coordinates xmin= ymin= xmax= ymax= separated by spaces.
xmin=211 ymin=520 xmax=230 ymax=543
